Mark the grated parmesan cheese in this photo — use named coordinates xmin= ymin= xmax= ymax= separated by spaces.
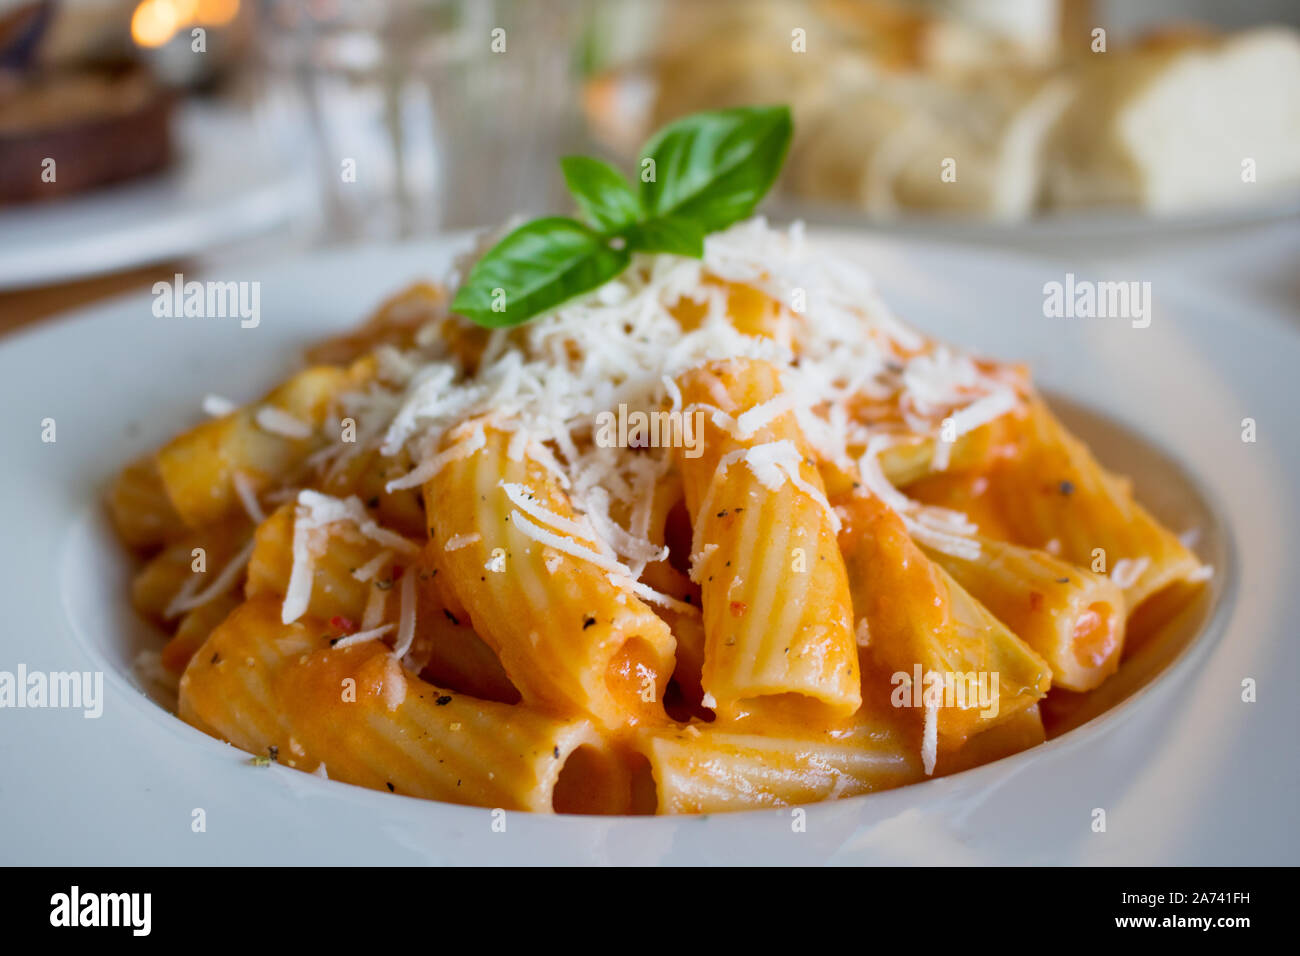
xmin=352 ymin=550 xmax=394 ymax=582
xmin=282 ymin=490 xmax=418 ymax=624
xmin=855 ymin=617 xmax=871 ymax=647
xmin=501 ymin=482 xmax=600 ymax=548
xmin=232 ymin=470 xmax=266 ymax=524
xmin=391 ymin=571 xmax=418 ymax=659
xmin=444 ymin=532 xmax=482 ymax=552
xmin=202 ymin=393 xmax=237 ymax=417
xmin=166 ymin=538 xmax=255 ymax=619
xmin=276 ymin=218 xmax=1023 ymax=634
xmin=1111 ymin=557 xmax=1151 ymax=590
xmin=361 ymin=579 xmax=388 ymax=630
xmin=922 ymin=701 xmax=939 ymax=776
xmin=255 ymin=405 xmax=314 ymax=440
xmin=735 ymin=392 xmax=798 ymax=438
xmin=331 ymin=623 xmax=395 ymax=649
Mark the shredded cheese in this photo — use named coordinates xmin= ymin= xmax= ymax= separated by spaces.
xmin=202 ymin=393 xmax=237 ymax=417
xmin=352 ymin=550 xmax=393 ymax=582
xmin=361 ymin=580 xmax=387 ymax=630
xmin=232 ymin=470 xmax=265 ymax=524
xmin=166 ymin=538 xmax=255 ymax=619
xmin=855 ymin=617 xmax=871 ymax=647
xmin=391 ymin=571 xmax=417 ymax=659
xmin=444 ymin=532 xmax=482 ymax=552
xmin=509 ymin=511 xmax=630 ymax=577
xmin=501 ymin=482 xmax=599 ymax=547
xmin=331 ymin=623 xmax=394 ymax=649
xmin=1111 ymin=557 xmax=1151 ymax=590
xmin=922 ymin=701 xmax=939 ymax=776
xmin=255 ymin=406 xmax=314 ymax=440
xmin=735 ymin=391 xmax=797 ymax=438
xmin=282 ymin=490 xmax=418 ymax=624
xmin=271 ymin=218 xmax=1023 ymax=646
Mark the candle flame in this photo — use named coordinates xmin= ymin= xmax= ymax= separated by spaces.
xmin=132 ymin=0 xmax=239 ymax=49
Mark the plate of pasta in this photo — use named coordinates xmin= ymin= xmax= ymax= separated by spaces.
xmin=4 ymin=109 xmax=1297 ymax=865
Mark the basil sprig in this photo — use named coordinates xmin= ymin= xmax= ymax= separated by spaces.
xmin=451 ymin=105 xmax=792 ymax=328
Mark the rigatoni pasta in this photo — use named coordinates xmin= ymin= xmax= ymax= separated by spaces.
xmin=836 ymin=492 xmax=1050 ymax=742
xmin=112 ymin=217 xmax=1209 ymax=814
xmin=912 ymin=398 xmax=1203 ymax=610
xmin=423 ymin=421 xmax=677 ymax=731
xmin=675 ymin=358 xmax=860 ymax=720
xmin=921 ymin=536 xmax=1126 ymax=692
xmin=272 ymin=640 xmax=617 ymax=812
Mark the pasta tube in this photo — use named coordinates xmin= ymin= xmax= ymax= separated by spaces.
xmin=245 ymin=501 xmax=517 ymax=702
xmin=274 ymin=639 xmax=620 ymax=812
xmin=922 ymin=537 xmax=1126 ymax=692
xmin=936 ymin=398 xmax=1205 ymax=609
xmin=936 ymin=702 xmax=1046 ymax=776
xmin=423 ymin=422 xmax=676 ymax=730
xmin=107 ymin=455 xmax=188 ymax=551
xmin=837 ymin=492 xmax=1051 ymax=741
xmin=178 ymin=597 xmax=321 ymax=765
xmin=131 ymin=519 xmax=252 ymax=622
xmin=156 ymin=365 xmax=349 ymax=527
xmin=641 ymin=703 xmax=924 ymax=814
xmin=675 ymin=358 xmax=861 ymax=719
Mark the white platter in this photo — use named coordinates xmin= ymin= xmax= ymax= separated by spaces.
xmin=0 ymin=103 xmax=313 ymax=292
xmin=0 ymin=229 xmax=1295 ymax=864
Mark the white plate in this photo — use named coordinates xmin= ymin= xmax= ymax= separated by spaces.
xmin=1 ymin=231 xmax=1296 ymax=865
xmin=0 ymin=103 xmax=313 ymax=291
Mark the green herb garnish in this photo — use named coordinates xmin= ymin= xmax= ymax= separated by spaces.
xmin=451 ymin=105 xmax=792 ymax=328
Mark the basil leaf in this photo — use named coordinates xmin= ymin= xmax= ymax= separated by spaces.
xmin=560 ymin=155 xmax=642 ymax=232
xmin=639 ymin=105 xmax=792 ymax=234
xmin=451 ymin=217 xmax=629 ymax=328
xmin=621 ymin=216 xmax=704 ymax=258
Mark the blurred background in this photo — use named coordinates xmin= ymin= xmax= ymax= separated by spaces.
xmin=1 ymin=0 xmax=1297 ymax=333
